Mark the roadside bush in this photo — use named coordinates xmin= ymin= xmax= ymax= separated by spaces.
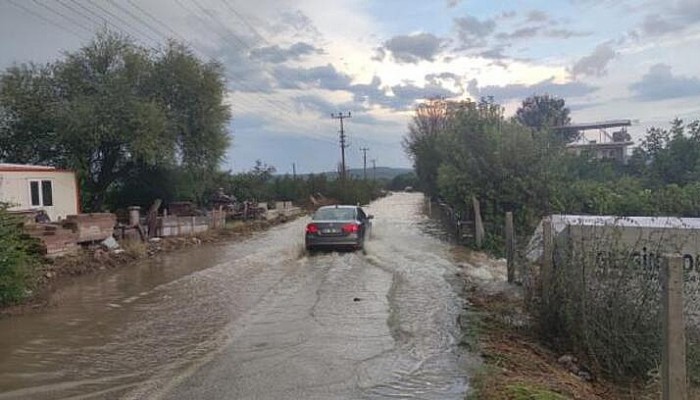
xmin=0 ymin=204 xmax=40 ymax=306
xmin=533 ymin=226 xmax=700 ymax=383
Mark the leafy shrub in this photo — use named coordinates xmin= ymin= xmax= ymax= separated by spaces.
xmin=0 ymin=204 xmax=40 ymax=306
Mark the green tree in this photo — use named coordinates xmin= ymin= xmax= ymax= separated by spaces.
xmin=515 ymin=94 xmax=574 ymax=143
xmin=0 ymin=31 xmax=232 ymax=211
xmin=0 ymin=63 xmax=61 ymax=165
xmin=403 ymin=98 xmax=454 ymax=196
xmin=388 ymin=172 xmax=418 ymax=191
xmin=150 ymin=42 xmax=231 ymax=170
xmin=54 ymin=32 xmax=168 ymax=210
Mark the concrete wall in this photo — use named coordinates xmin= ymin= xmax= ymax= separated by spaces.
xmin=566 ymin=224 xmax=700 ymax=280
xmin=157 ymin=216 xmax=211 ymax=237
xmin=63 ymin=213 xmax=117 ymax=243
xmin=264 ymin=202 xmax=303 ymax=220
xmin=0 ymin=170 xmax=79 ymax=221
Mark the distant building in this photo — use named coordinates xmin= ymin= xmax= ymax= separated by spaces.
xmin=561 ymin=120 xmax=634 ymax=163
xmin=0 ymin=163 xmax=80 ymax=221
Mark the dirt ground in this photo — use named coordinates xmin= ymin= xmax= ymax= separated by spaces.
xmin=451 ymin=249 xmax=691 ymax=400
xmin=0 ymin=216 xmax=299 ymax=318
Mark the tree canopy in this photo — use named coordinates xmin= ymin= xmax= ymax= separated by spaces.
xmin=0 ymin=31 xmax=231 ymax=211
xmin=515 ymin=94 xmax=575 ymax=143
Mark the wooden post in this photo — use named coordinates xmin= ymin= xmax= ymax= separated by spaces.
xmin=505 ymin=211 xmax=515 ymax=283
xmin=542 ymin=216 xmax=553 ymax=301
xmin=662 ymin=254 xmax=687 ymax=400
xmin=146 ymin=199 xmax=161 ymax=239
xmin=472 ymin=197 xmax=484 ymax=248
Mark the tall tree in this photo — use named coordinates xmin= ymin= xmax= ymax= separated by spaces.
xmin=54 ymin=32 xmax=168 ymax=210
xmin=515 ymin=94 xmax=574 ymax=143
xmin=0 ymin=63 xmax=60 ymax=165
xmin=403 ymin=98 xmax=459 ymax=196
xmin=150 ymin=42 xmax=231 ymax=170
xmin=0 ymin=31 xmax=232 ymax=211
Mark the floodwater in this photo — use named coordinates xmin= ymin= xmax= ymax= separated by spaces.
xmin=0 ymin=192 xmax=475 ymax=399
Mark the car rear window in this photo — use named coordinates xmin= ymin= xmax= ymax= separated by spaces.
xmin=313 ymin=208 xmax=355 ymax=221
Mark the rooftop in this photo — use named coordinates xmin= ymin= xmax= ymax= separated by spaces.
xmin=0 ymin=163 xmax=70 ymax=172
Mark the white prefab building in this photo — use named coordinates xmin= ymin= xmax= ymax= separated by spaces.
xmin=0 ymin=164 xmax=80 ymax=221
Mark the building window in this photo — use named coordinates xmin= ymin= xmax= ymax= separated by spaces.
xmin=30 ymin=181 xmax=40 ymax=206
xmin=29 ymin=180 xmax=53 ymax=207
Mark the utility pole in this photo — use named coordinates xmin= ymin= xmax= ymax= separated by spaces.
xmin=331 ymin=112 xmax=351 ymax=180
xmin=360 ymin=147 xmax=369 ymax=180
xmin=292 ymin=163 xmax=297 ymax=179
xmin=371 ymin=159 xmax=377 ymax=180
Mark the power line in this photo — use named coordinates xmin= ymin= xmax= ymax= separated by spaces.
xmin=34 ymin=0 xmax=339 ymax=152
xmin=84 ymin=0 xmax=161 ymax=44
xmin=8 ymin=0 xmax=86 ymax=40
xmin=331 ymin=112 xmax=351 ymax=181
xmin=64 ymin=0 xmax=133 ymax=39
xmin=216 ymin=0 xmax=267 ymax=44
xmin=107 ymin=0 xmax=173 ymax=42
xmin=170 ymin=0 xmax=296 ymax=115
xmin=124 ymin=0 xmax=186 ymax=42
xmin=360 ymin=147 xmax=369 ymax=180
xmin=188 ymin=0 xmax=250 ymax=50
xmin=31 ymin=0 xmax=94 ymax=36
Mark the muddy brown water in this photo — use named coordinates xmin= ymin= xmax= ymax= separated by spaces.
xmin=0 ymin=192 xmax=475 ymax=399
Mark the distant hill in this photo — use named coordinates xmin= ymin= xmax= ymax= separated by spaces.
xmin=283 ymin=167 xmax=413 ymax=181
xmin=346 ymin=167 xmax=413 ymax=180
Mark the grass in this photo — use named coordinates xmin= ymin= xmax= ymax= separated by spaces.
xmin=506 ymin=383 xmax=570 ymax=400
xmin=462 ymin=285 xmax=614 ymax=400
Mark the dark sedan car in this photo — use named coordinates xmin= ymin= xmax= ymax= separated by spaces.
xmin=305 ymin=205 xmax=373 ymax=251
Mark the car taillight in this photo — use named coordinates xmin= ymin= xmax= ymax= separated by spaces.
xmin=342 ymin=223 xmax=359 ymax=233
xmin=306 ymin=223 xmax=319 ymax=234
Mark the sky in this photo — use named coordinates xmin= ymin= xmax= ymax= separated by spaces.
xmin=1 ymin=0 xmax=700 ymax=174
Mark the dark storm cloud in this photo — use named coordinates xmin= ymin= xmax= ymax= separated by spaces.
xmin=638 ymin=0 xmax=700 ymax=37
xmin=479 ymin=47 xmax=509 ymax=60
xmin=544 ymin=29 xmax=591 ymax=39
xmin=491 ymin=10 xmax=589 ymax=45
xmin=425 ymin=72 xmax=463 ymax=87
xmin=468 ymin=77 xmax=598 ymax=102
xmin=571 ymin=43 xmax=616 ymax=77
xmin=390 ymin=82 xmax=461 ymax=109
xmin=526 ymin=10 xmax=549 ymax=23
xmin=270 ymin=10 xmax=322 ymax=38
xmin=629 ymin=64 xmax=700 ymax=101
xmin=381 ymin=33 xmax=445 ymax=63
xmin=347 ymin=76 xmax=461 ymax=111
xmin=454 ymin=15 xmax=496 ymax=48
xmin=273 ymin=64 xmax=352 ymax=91
xmin=292 ymin=94 xmax=357 ymax=114
xmin=215 ymin=42 xmax=276 ymax=93
xmin=496 ymin=26 xmax=541 ymax=40
xmin=250 ymin=42 xmax=323 ymax=63
xmin=641 ymin=14 xmax=683 ymax=36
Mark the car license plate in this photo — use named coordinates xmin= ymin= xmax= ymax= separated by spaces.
xmin=322 ymin=228 xmax=338 ymax=234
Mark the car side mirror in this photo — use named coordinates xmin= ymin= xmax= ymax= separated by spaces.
xmin=367 ymin=215 xmax=374 ymax=220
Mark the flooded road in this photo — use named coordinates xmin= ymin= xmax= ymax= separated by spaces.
xmin=0 ymin=192 xmax=474 ymax=399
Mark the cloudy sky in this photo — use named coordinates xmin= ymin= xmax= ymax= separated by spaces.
xmin=1 ymin=0 xmax=700 ymax=174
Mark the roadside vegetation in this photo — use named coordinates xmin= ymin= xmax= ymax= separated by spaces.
xmin=404 ymin=96 xmax=700 ymax=396
xmin=0 ymin=204 xmax=39 ymax=306
xmin=0 ymin=30 xmax=392 ymax=307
